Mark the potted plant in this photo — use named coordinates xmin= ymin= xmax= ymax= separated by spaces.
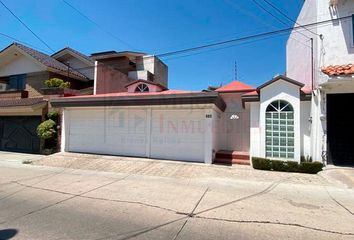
xmin=42 ymin=78 xmax=71 ymax=95
xmin=37 ymin=111 xmax=59 ymax=155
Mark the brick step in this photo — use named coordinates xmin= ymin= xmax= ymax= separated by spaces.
xmin=214 ymin=158 xmax=251 ymax=166
xmin=213 ymin=158 xmax=232 ymax=166
xmin=215 ymin=151 xmax=250 ymax=160
xmin=232 ymin=159 xmax=251 ymax=165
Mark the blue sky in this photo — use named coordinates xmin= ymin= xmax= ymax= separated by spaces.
xmin=0 ymin=0 xmax=304 ymax=90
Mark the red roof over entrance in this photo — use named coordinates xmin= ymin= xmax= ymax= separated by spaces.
xmin=215 ymin=81 xmax=255 ymax=93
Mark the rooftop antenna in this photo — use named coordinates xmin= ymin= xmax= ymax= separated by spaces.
xmin=234 ymin=60 xmax=238 ymax=80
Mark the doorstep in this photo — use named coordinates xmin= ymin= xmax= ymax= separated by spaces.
xmin=214 ymin=150 xmax=250 ymax=166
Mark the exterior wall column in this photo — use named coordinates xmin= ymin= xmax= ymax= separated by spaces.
xmin=204 ymin=109 xmax=213 ymax=164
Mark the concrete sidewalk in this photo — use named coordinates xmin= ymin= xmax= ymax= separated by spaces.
xmin=33 ymin=152 xmax=330 ymax=186
xmin=0 ymin=151 xmax=43 ymax=165
xmin=320 ymin=165 xmax=354 ymax=189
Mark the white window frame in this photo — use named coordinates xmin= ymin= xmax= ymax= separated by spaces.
xmin=135 ymin=83 xmax=149 ymax=93
xmin=265 ymin=100 xmax=295 ymax=159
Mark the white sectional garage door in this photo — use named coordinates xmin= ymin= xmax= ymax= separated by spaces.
xmin=150 ymin=109 xmax=205 ymax=162
xmin=66 ymin=108 xmax=206 ymax=162
xmin=67 ymin=109 xmax=148 ymax=157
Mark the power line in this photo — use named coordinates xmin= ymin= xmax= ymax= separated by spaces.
xmin=224 ymin=0 xmax=311 ymax=49
xmin=0 ymin=32 xmax=52 ymax=54
xmin=251 ymin=0 xmax=312 ymax=40
xmin=261 ymin=0 xmax=320 ymax=37
xmin=157 ymin=15 xmax=351 ymax=58
xmin=0 ymin=0 xmax=55 ymax=52
xmin=21 ymin=15 xmax=349 ymax=75
xmin=61 ymin=0 xmax=138 ymax=50
xmin=252 ymin=0 xmax=290 ymax=27
xmin=0 ymin=15 xmax=349 ymax=75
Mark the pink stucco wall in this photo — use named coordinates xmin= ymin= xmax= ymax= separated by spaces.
xmin=218 ymin=92 xmax=250 ymax=152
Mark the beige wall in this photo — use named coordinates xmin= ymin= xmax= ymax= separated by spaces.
xmin=136 ymin=56 xmax=168 ymax=87
xmin=26 ymin=71 xmax=50 ymax=97
xmin=0 ymin=54 xmax=46 ymax=77
xmin=55 ymin=55 xmax=94 ymax=80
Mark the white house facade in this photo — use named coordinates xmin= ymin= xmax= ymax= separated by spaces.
xmin=243 ymin=76 xmax=312 ymax=163
xmin=51 ymin=0 xmax=354 ymax=167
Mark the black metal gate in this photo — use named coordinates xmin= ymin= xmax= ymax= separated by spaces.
xmin=327 ymin=93 xmax=354 ymax=166
xmin=0 ymin=116 xmax=41 ymax=154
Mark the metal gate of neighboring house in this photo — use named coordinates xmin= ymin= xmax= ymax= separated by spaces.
xmin=0 ymin=116 xmax=41 ymax=154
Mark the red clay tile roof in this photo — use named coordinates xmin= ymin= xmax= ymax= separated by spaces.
xmin=64 ymin=90 xmax=196 ymax=99
xmin=242 ymin=90 xmax=258 ymax=96
xmin=0 ymin=97 xmax=46 ymax=108
xmin=215 ymin=81 xmax=255 ymax=92
xmin=321 ymin=64 xmax=354 ymax=76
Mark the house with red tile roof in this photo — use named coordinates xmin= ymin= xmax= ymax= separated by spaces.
xmin=52 ymin=68 xmax=227 ymax=164
xmin=11 ymin=0 xmax=353 ymax=167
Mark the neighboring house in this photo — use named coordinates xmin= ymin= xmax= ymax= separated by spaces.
xmin=243 ymin=0 xmax=354 ymax=166
xmin=0 ymin=42 xmax=93 ymax=154
xmin=286 ymin=0 xmax=354 ymax=166
xmin=91 ymin=51 xmax=168 ymax=94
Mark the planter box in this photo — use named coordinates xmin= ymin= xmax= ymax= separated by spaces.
xmin=41 ymin=87 xmax=64 ymax=96
xmin=41 ymin=88 xmax=81 ymax=97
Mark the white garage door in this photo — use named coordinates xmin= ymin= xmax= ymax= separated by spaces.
xmin=150 ymin=109 xmax=205 ymax=162
xmin=67 ymin=109 xmax=148 ymax=157
xmin=66 ymin=108 xmax=206 ymax=162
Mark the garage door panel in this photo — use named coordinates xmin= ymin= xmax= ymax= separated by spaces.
xmin=150 ymin=110 xmax=205 ymax=162
xmin=68 ymin=109 xmax=148 ymax=157
xmin=67 ymin=108 xmax=207 ymax=162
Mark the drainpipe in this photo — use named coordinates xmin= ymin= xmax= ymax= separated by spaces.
xmin=310 ymin=38 xmax=314 ymax=90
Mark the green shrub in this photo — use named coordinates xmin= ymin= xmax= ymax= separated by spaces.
xmin=37 ymin=119 xmax=56 ymax=140
xmin=271 ymin=160 xmax=287 ymax=172
xmin=47 ymin=111 xmax=59 ymax=120
xmin=252 ymin=157 xmax=322 ymax=174
xmin=298 ymin=162 xmax=323 ymax=174
xmin=286 ymin=161 xmax=299 ymax=172
xmin=44 ymin=78 xmax=70 ymax=89
xmin=252 ymin=157 xmax=271 ymax=170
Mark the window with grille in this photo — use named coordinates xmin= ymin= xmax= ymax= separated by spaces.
xmin=265 ymin=100 xmax=294 ymax=159
xmin=135 ymin=84 xmax=149 ymax=93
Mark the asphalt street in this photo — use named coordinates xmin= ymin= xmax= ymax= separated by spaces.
xmin=0 ymin=160 xmax=353 ymax=240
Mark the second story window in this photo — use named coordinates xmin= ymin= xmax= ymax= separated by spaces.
xmin=135 ymin=83 xmax=149 ymax=93
xmin=9 ymin=74 xmax=26 ymax=90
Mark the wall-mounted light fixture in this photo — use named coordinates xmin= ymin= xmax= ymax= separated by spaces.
xmin=230 ymin=114 xmax=239 ymax=120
